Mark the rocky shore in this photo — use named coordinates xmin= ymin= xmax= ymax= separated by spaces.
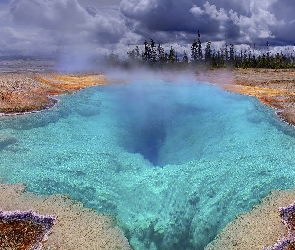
xmin=196 ymin=68 xmax=295 ymax=126
xmin=0 ymin=72 xmax=109 ymax=115
xmin=1 ymin=68 xmax=295 ymax=127
xmin=1 ymin=66 xmax=295 ymax=249
xmin=0 ymin=183 xmax=131 ymax=249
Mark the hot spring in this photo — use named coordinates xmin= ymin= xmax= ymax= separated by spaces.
xmin=1 ymin=79 xmax=295 ymax=249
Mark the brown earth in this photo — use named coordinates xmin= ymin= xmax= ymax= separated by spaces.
xmin=195 ymin=68 xmax=295 ymax=126
xmin=0 ymin=183 xmax=131 ymax=250
xmin=0 ymin=72 xmax=109 ymax=114
xmin=1 ymin=68 xmax=295 ymax=249
xmin=1 ymin=69 xmax=295 ymax=127
xmin=205 ymin=188 xmax=295 ymax=250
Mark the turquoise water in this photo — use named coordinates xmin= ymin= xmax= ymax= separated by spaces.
xmin=1 ymin=79 xmax=295 ymax=249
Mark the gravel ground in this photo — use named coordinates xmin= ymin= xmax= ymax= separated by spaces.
xmin=196 ymin=68 xmax=295 ymax=126
xmin=1 ymin=68 xmax=295 ymax=126
xmin=0 ymin=72 xmax=109 ymax=114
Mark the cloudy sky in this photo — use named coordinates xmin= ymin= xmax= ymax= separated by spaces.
xmin=0 ymin=0 xmax=294 ymax=60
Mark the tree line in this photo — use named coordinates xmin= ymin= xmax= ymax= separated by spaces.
xmin=107 ymin=31 xmax=295 ymax=69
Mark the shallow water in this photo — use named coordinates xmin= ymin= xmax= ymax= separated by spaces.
xmin=1 ymin=79 xmax=295 ymax=249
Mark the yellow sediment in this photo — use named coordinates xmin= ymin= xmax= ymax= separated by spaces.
xmin=222 ymin=84 xmax=295 ymax=105
xmin=222 ymin=84 xmax=288 ymax=97
xmin=196 ymin=69 xmax=295 ymax=125
xmin=53 ymin=74 xmax=108 ymax=86
xmin=1 ymin=69 xmax=295 ymax=123
xmin=33 ymin=74 xmax=109 ymax=94
xmin=0 ymin=73 xmax=110 ymax=114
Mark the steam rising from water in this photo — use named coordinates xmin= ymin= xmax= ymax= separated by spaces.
xmin=1 ymin=75 xmax=295 ymax=249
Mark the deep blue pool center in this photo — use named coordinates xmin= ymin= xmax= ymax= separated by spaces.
xmin=1 ymin=79 xmax=295 ymax=249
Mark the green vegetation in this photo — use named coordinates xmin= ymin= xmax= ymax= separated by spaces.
xmin=108 ymin=31 xmax=295 ymax=69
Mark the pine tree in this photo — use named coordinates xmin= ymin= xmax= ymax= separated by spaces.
xmin=108 ymin=51 xmax=120 ymax=66
xmin=197 ymin=30 xmax=203 ymax=60
xmin=135 ymin=46 xmax=140 ymax=60
xmin=224 ymin=41 xmax=228 ymax=62
xmin=157 ymin=43 xmax=166 ymax=64
xmin=191 ymin=39 xmax=197 ymax=62
xmin=143 ymin=40 xmax=151 ymax=62
xmin=229 ymin=44 xmax=234 ymax=67
xmin=150 ymin=39 xmax=157 ymax=63
xmin=266 ymin=41 xmax=270 ymax=58
xmin=183 ymin=51 xmax=188 ymax=63
xmin=127 ymin=45 xmax=141 ymax=64
xmin=191 ymin=31 xmax=203 ymax=63
xmin=168 ymin=46 xmax=176 ymax=63
xmin=205 ymin=41 xmax=212 ymax=65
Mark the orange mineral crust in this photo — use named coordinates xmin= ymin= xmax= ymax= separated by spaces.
xmin=0 ymin=210 xmax=56 ymax=250
xmin=2 ymin=69 xmax=295 ymax=126
xmin=0 ymin=219 xmax=40 ymax=249
xmin=0 ymin=72 xmax=109 ymax=114
xmin=0 ymin=183 xmax=131 ymax=250
xmin=196 ymin=68 xmax=295 ymax=126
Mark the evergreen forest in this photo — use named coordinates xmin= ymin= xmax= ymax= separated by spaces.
xmin=107 ymin=31 xmax=295 ymax=69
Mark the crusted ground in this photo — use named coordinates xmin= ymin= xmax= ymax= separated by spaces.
xmin=1 ymin=68 xmax=295 ymax=126
xmin=0 ymin=183 xmax=131 ymax=250
xmin=196 ymin=68 xmax=295 ymax=126
xmin=0 ymin=72 xmax=109 ymax=114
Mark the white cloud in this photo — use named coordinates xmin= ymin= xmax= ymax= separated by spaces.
xmin=120 ymin=0 xmax=157 ymax=17
xmin=190 ymin=5 xmax=203 ymax=16
xmin=189 ymin=0 xmax=283 ymax=43
xmin=0 ymin=0 xmax=129 ymax=58
xmin=237 ymin=1 xmax=283 ymax=40
xmin=0 ymin=0 xmax=293 ymax=59
xmin=190 ymin=2 xmax=231 ymax=22
xmin=203 ymin=1 xmax=228 ymax=21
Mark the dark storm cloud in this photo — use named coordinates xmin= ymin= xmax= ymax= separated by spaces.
xmin=120 ymin=0 xmax=289 ymax=46
xmin=0 ymin=0 xmax=293 ymax=58
xmin=120 ymin=0 xmax=241 ymax=42
xmin=268 ymin=0 xmax=295 ymax=21
xmin=267 ymin=0 xmax=295 ymax=46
